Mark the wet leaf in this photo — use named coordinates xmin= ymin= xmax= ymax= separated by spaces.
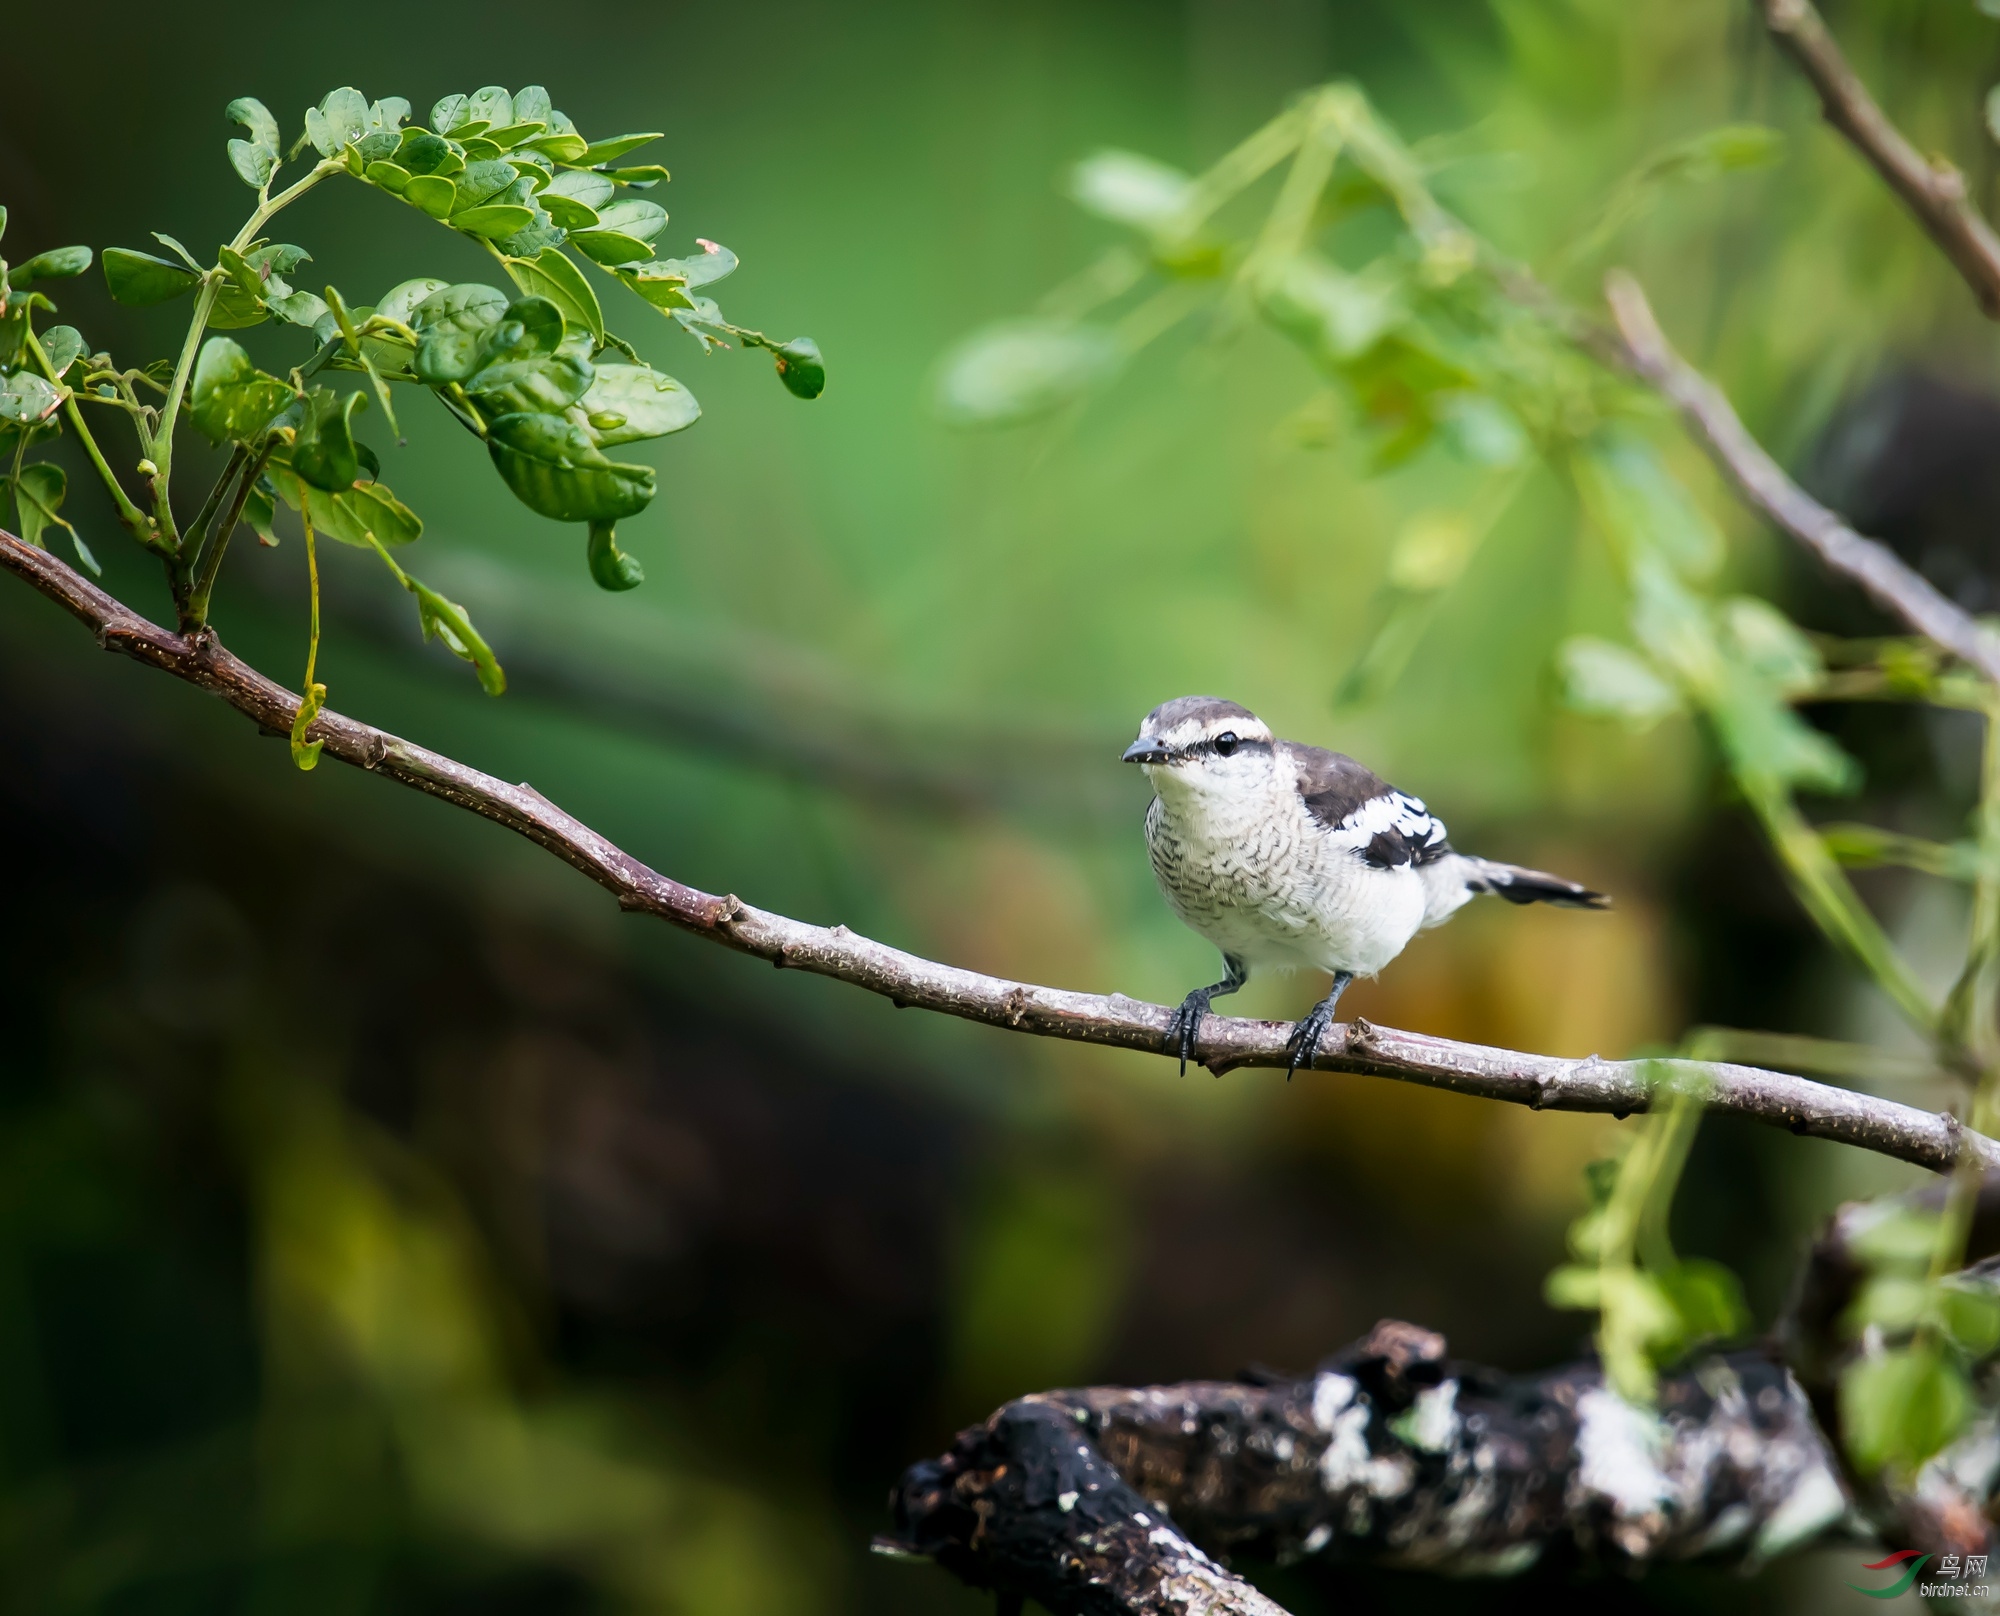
xmin=485 ymin=411 xmax=655 ymax=523
xmin=104 ymin=247 xmax=201 ymax=307
xmin=586 ymin=519 xmax=643 ymax=591
xmin=579 ymin=363 xmax=699 ymax=444
xmin=0 ymin=370 xmax=63 ymax=423
xmin=190 ymin=337 xmax=289 ymax=444
xmin=503 ymin=250 xmax=603 ymax=341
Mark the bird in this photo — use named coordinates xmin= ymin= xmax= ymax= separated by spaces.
xmin=1123 ymin=696 xmax=1609 ymax=1078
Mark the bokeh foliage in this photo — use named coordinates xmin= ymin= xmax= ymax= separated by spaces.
xmin=8 ymin=1 xmax=2000 ymax=1611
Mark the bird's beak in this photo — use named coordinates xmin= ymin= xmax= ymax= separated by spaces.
xmin=1122 ymin=738 xmax=1170 ymax=765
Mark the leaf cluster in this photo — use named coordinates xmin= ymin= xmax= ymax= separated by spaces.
xmin=0 ymin=82 xmax=827 ymax=754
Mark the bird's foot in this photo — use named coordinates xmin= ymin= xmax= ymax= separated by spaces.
xmin=1166 ymin=989 xmax=1213 ymax=1076
xmin=1284 ymin=1004 xmax=1335 ymax=1081
xmin=1285 ymin=973 xmax=1352 ymax=1081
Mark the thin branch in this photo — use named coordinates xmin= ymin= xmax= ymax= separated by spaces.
xmin=4 ymin=526 xmax=1996 ymax=1175
xmin=1758 ymin=0 xmax=2000 ymax=318
xmin=1603 ymin=271 xmax=2000 ymax=687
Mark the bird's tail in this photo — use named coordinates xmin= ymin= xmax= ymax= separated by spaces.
xmin=1464 ymin=859 xmax=1610 ymax=909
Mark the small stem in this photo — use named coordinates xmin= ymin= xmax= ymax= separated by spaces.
xmin=183 ymin=444 xmax=273 ymax=631
xmin=152 ymin=157 xmax=341 ymax=555
xmin=1745 ymin=780 xmax=1938 ymax=1035
xmin=1167 ymin=103 xmax=1309 ymax=242
xmin=178 ymin=445 xmax=250 ymax=572
xmin=22 ymin=327 xmax=159 ymax=550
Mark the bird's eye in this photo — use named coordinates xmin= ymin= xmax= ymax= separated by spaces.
xmin=1213 ymin=732 xmax=1239 ymax=757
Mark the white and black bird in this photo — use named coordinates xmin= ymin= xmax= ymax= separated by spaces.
xmin=1124 ymin=696 xmax=1609 ymax=1076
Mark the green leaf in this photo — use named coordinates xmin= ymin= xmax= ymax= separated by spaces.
xmin=1841 ymin=1339 xmax=1972 ymax=1475
xmin=654 ymin=240 xmax=737 ymax=288
xmin=411 ymin=283 xmax=509 ymax=383
xmin=592 ymin=199 xmax=666 ymax=244
xmin=305 ymin=87 xmax=370 ymax=156
xmin=291 ymin=389 xmax=367 ymax=492
xmin=579 ymin=363 xmax=699 ymax=445
xmin=430 ymin=94 xmax=470 ymax=135
xmin=513 ymin=86 xmax=553 ymax=125
xmin=466 ymin=348 xmax=594 ymax=415
xmin=1653 ymin=1258 xmax=1749 ymax=1347
xmin=485 ymin=411 xmax=655 ymax=523
xmin=934 ymin=320 xmax=1120 ymax=426
xmin=0 ymin=370 xmax=63 ymax=423
xmin=570 ymin=228 xmax=655 ymax=266
xmin=1717 ymin=597 xmax=1823 ymax=697
xmin=1937 ymin=1278 xmax=2000 ymax=1357
xmin=12 ymin=460 xmax=64 ymax=546
xmin=409 ymin=576 xmax=506 ymax=692
xmin=579 ymin=132 xmax=662 ymax=166
xmin=586 ymin=519 xmax=643 ymax=591
xmin=596 ymin=165 xmax=669 ymax=188
xmin=403 ymin=174 xmax=456 ymax=218
xmin=375 ymin=277 xmax=450 ymax=327
xmin=229 ymin=138 xmax=277 ymax=190
xmin=399 ymin=131 xmax=459 ymax=177
xmin=227 ymin=95 xmax=280 ymax=153
xmin=466 ymin=86 xmax=514 ymax=129
xmin=450 ymin=159 xmax=521 ymax=211
xmin=104 ymin=247 xmax=201 ymax=307
xmin=621 ymin=261 xmax=694 ymax=309
xmin=545 ymin=170 xmax=615 ymax=211
xmin=1258 ymin=255 xmax=1402 ymax=363
xmin=39 ymin=325 xmax=85 ymax=379
xmin=364 ymin=159 xmax=411 ymax=194
xmin=290 ymin=678 xmax=326 ymax=771
xmin=190 ymin=337 xmax=289 ymax=444
xmin=451 ymin=205 xmax=536 ymax=241
xmin=1573 ymin=432 xmax=1726 ymax=583
xmin=271 ymin=459 xmax=421 ymax=548
xmin=525 ymin=131 xmax=590 ymax=164
xmin=1067 ymin=149 xmax=1194 ymax=232
xmin=1557 ymin=637 xmax=1681 ymax=729
xmin=481 ymin=121 xmax=546 ymax=151
xmin=10 ymin=246 xmax=92 ymax=289
xmin=539 ymin=193 xmax=600 ymax=231
xmin=242 ymin=476 xmax=279 ymax=546
xmin=770 ymin=337 xmax=825 ymax=400
xmin=502 ymin=250 xmax=604 ymax=341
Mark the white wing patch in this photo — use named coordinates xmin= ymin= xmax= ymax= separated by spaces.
xmin=1324 ymin=790 xmax=1449 ymax=867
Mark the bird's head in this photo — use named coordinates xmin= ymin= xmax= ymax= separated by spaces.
xmin=1123 ymin=697 xmax=1276 ymax=797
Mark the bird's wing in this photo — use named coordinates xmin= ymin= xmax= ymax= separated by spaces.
xmin=1285 ymin=742 xmax=1451 ymax=870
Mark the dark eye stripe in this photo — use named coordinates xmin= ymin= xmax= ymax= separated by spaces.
xmin=1185 ymin=735 xmax=1271 ymax=759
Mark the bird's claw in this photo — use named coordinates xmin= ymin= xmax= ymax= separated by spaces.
xmin=1166 ymin=990 xmax=1211 ymax=1076
xmin=1285 ymin=1001 xmax=1336 ymax=1081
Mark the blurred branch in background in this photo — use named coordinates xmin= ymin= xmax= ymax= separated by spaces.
xmin=295 ymin=548 xmax=1136 ymax=828
xmin=5 ymin=523 xmax=1990 ymax=1180
xmin=1602 ymin=270 xmax=2000 ymax=685
xmin=1757 ymin=0 xmax=2000 ymax=318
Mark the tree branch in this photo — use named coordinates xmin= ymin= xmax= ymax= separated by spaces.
xmin=5 ymin=526 xmax=1995 ymax=1175
xmin=882 ymin=1322 xmax=1858 ymax=1610
xmin=1758 ymin=0 xmax=2000 ymax=319
xmin=1603 ymin=271 xmax=2000 ymax=686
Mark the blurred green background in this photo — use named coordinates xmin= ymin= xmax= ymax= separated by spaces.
xmin=6 ymin=0 xmax=2000 ymax=1610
